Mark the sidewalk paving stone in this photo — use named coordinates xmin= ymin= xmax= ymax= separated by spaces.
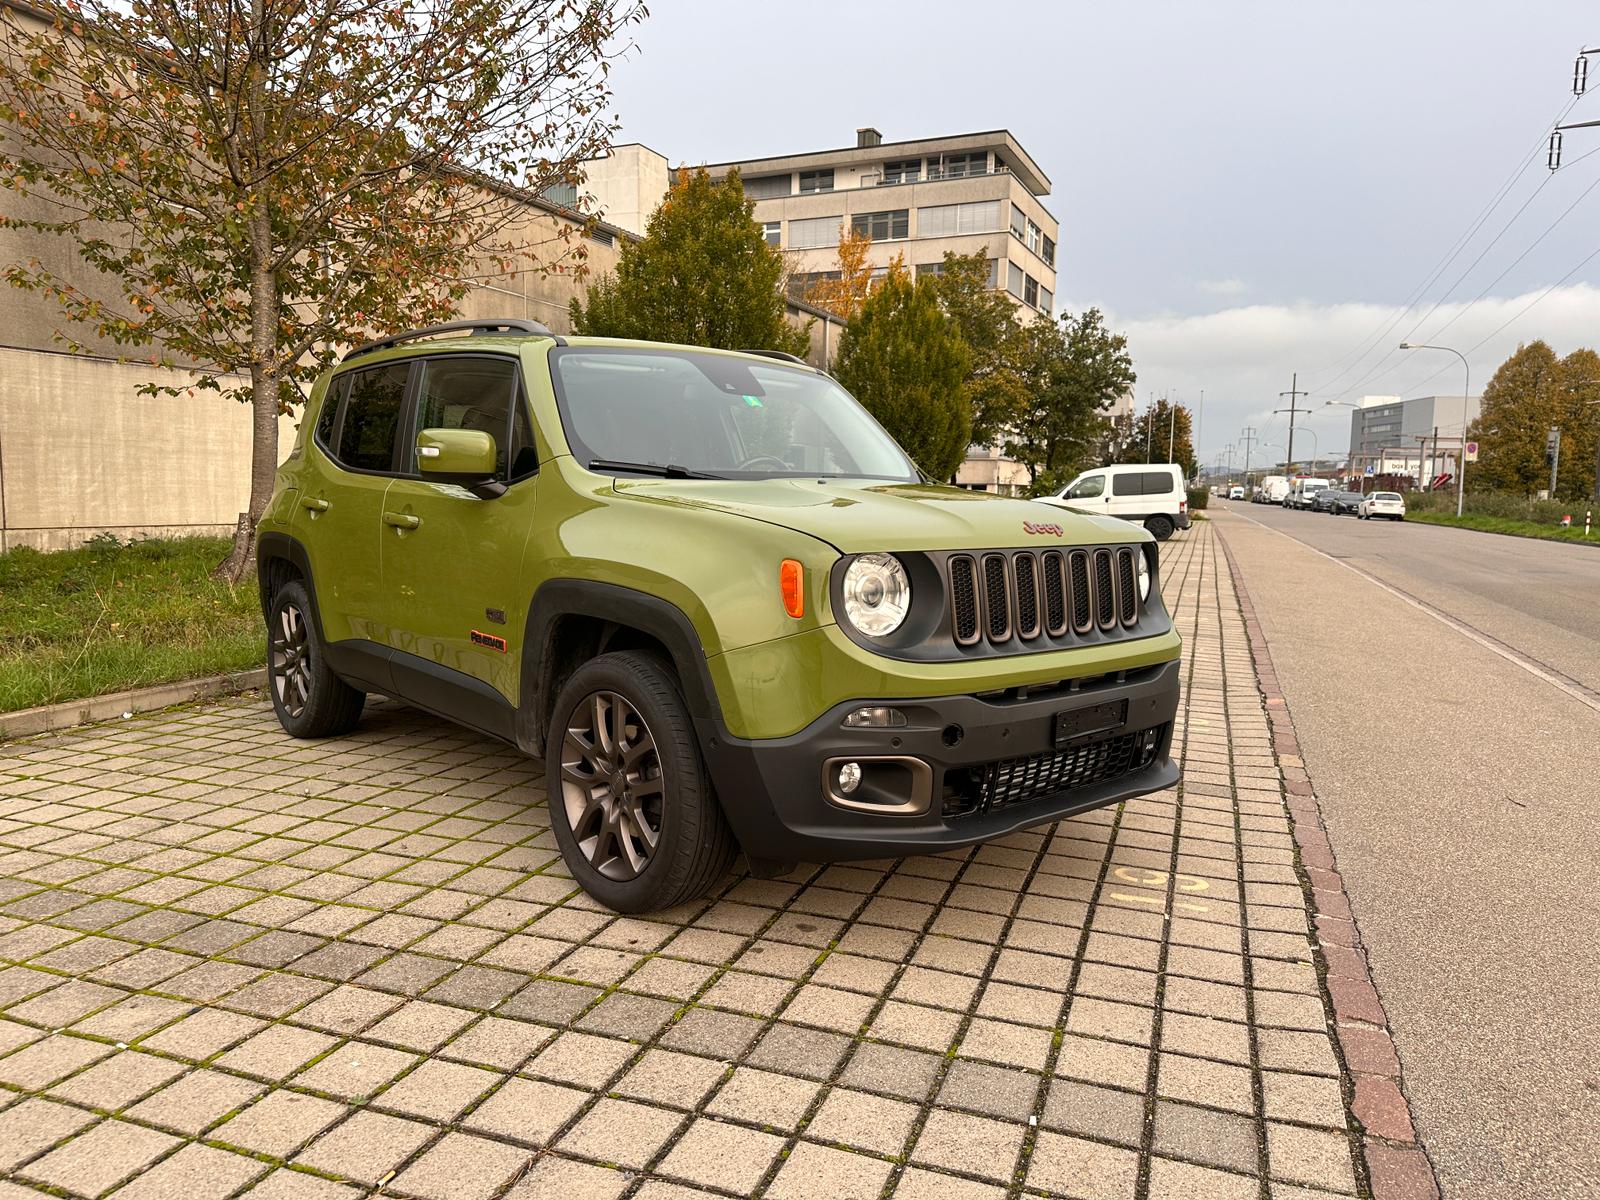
xmin=0 ymin=522 xmax=1381 ymax=1197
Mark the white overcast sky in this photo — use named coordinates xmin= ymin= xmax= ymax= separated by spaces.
xmin=603 ymin=0 xmax=1600 ymax=460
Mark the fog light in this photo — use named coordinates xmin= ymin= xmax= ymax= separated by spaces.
xmin=837 ymin=762 xmax=863 ymax=794
xmin=842 ymin=706 xmax=907 ymax=728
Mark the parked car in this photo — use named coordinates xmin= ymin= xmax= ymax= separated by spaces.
xmin=1310 ymin=489 xmax=1341 ymax=513
xmin=256 ymin=319 xmax=1183 ymax=912
xmin=1045 ymin=463 xmax=1191 ymax=541
xmin=1228 ymin=485 xmax=1245 ymax=500
xmin=1285 ymin=479 xmax=1331 ymax=509
xmin=1329 ymin=491 xmax=1364 ymax=515
xmin=1359 ymin=491 xmax=1407 ymax=521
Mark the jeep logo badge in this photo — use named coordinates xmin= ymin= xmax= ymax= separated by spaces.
xmin=1022 ymin=521 xmax=1064 ymax=537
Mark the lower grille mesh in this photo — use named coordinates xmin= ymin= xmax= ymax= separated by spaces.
xmin=945 ymin=724 xmax=1166 ymax=818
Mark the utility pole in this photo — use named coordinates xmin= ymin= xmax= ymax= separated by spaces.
xmin=1276 ymin=373 xmax=1308 ymax=473
xmin=1240 ymin=426 xmax=1257 ymax=491
xmin=1196 ymin=390 xmax=1204 ymax=476
xmin=1548 ymin=426 xmax=1562 ymax=497
xmin=1145 ymin=395 xmax=1153 ymax=462
xmin=1167 ymin=399 xmax=1177 ymax=462
xmin=1430 ymin=425 xmax=1440 ymax=490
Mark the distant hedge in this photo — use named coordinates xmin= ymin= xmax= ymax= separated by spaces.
xmin=1186 ymin=487 xmax=1209 ymax=511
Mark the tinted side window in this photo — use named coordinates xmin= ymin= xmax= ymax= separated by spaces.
xmin=314 ymin=376 xmax=345 ymax=451
xmin=413 ymin=356 xmax=535 ymax=480
xmin=337 ymin=363 xmax=410 ymax=472
xmin=1111 ymin=472 xmax=1143 ymax=496
xmin=1141 ymin=470 xmax=1176 ymax=495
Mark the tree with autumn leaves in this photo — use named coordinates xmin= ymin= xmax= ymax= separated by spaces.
xmin=0 ymin=0 xmax=644 ymax=578
xmin=571 ymin=167 xmax=809 ymax=355
xmin=1468 ymin=340 xmax=1600 ymax=502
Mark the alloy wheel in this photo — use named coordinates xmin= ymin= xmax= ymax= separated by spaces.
xmin=270 ymin=603 xmax=312 ymax=718
xmin=559 ymin=691 xmax=665 ymax=881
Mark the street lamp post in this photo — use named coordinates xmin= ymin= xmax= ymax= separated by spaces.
xmin=1323 ymin=399 xmax=1367 ymax=490
xmin=1398 ymin=342 xmax=1470 ymax=517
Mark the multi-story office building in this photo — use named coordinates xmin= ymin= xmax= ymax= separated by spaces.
xmin=1345 ymin=393 xmax=1481 ymax=477
xmin=700 ymin=127 xmax=1059 ymax=318
xmin=583 ymin=129 xmax=1060 ymax=319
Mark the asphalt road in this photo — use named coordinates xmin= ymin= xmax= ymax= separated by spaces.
xmin=1208 ymin=504 xmax=1600 ymax=1199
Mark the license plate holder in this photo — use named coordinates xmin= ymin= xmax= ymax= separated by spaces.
xmin=1053 ymin=699 xmax=1128 ymax=747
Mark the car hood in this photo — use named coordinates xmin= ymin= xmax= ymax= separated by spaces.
xmin=608 ymin=477 xmax=1140 ymax=553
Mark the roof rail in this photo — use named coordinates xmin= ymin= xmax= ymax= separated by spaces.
xmin=342 ymin=318 xmax=564 ymax=362
xmin=738 ymin=349 xmax=813 ymax=367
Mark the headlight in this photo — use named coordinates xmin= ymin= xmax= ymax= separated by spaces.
xmin=841 ymin=553 xmax=911 ymax=637
xmin=1137 ymin=552 xmax=1151 ymax=601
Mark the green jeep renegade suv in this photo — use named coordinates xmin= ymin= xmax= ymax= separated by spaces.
xmin=257 ymin=318 xmax=1182 ymax=912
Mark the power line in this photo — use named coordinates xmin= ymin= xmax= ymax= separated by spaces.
xmin=1305 ymin=91 xmax=1586 ymax=400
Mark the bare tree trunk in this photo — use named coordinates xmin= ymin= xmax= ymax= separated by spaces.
xmin=214 ymin=210 xmax=280 ymax=583
xmin=214 ymin=0 xmax=276 ymax=586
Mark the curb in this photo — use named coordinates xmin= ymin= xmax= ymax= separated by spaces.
xmin=0 ymin=668 xmax=267 ymax=739
xmin=1214 ymin=525 xmax=1441 ymax=1200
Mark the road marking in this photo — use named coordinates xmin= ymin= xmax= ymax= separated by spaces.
xmin=1107 ymin=890 xmax=1211 ymax=914
xmin=1225 ymin=511 xmax=1600 ymax=716
xmin=1111 ymin=866 xmax=1211 ymax=892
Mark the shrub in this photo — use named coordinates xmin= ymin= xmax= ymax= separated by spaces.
xmin=1186 ymin=487 xmax=1209 ymax=512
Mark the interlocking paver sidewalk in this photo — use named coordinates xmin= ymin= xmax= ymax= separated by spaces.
xmin=0 ymin=521 xmax=1371 ymax=1199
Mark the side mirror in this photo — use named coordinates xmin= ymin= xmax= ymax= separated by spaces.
xmin=417 ymin=428 xmax=504 ymax=497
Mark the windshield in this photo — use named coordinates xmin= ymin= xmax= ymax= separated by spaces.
xmin=551 ymin=347 xmax=920 ymax=482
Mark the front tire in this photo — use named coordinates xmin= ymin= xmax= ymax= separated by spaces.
xmin=546 ymin=651 xmax=737 ymax=913
xmin=1145 ymin=514 xmax=1175 ymax=541
xmin=266 ymin=579 xmax=364 ymax=738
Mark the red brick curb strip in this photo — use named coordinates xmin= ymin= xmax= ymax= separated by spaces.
xmin=1214 ymin=525 xmax=1441 ymax=1200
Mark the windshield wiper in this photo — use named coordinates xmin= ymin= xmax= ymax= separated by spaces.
xmin=588 ymin=458 xmax=724 ymax=480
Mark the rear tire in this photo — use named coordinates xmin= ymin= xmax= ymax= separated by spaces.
xmin=1145 ymin=514 xmax=1175 ymax=541
xmin=545 ymin=651 xmax=737 ymax=913
xmin=265 ymin=580 xmax=365 ymax=738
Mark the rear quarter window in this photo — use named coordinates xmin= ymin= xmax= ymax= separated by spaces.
xmin=335 ymin=362 xmax=411 ymax=472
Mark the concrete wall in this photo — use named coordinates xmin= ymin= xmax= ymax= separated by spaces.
xmin=581 ymin=144 xmax=670 ymax=237
xmin=0 ymin=348 xmax=298 ymax=552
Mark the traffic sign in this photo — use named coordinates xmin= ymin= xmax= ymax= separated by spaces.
xmin=1465 ymin=441 xmax=1479 ymax=463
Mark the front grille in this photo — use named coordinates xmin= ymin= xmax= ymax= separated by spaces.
xmin=1117 ymin=548 xmax=1137 ymax=626
xmin=1041 ymin=551 xmax=1067 ymax=635
xmin=950 ymin=555 xmax=980 ymax=645
xmin=1093 ymin=549 xmax=1115 ymax=629
xmin=1069 ymin=552 xmax=1092 ymax=632
xmin=944 ymin=724 xmax=1166 ymax=818
xmin=1014 ymin=553 xmax=1040 ymax=639
xmin=982 ymin=554 xmax=1009 ymax=641
xmin=946 ymin=543 xmax=1147 ymax=651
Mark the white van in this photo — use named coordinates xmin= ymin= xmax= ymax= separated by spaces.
xmin=1046 ymin=463 xmax=1191 ymax=540
xmin=1258 ymin=476 xmax=1290 ymax=504
xmin=1285 ymin=478 xmax=1331 ymax=510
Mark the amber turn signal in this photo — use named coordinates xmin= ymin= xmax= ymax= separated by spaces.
xmin=780 ymin=559 xmax=804 ymax=618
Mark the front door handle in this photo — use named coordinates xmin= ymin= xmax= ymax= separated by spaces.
xmin=383 ymin=511 xmax=421 ymax=530
xmin=302 ymin=497 xmax=329 ymax=512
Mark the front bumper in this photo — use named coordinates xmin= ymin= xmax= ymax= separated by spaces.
xmin=701 ymin=658 xmax=1181 ymax=862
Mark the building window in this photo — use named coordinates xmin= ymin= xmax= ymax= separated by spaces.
xmin=882 ymin=159 xmax=920 ymax=184
xmin=928 ymin=151 xmax=987 ymax=179
xmin=542 ymin=181 xmax=579 ymax=208
xmin=798 ymin=169 xmax=835 ymax=194
xmin=762 ymin=221 xmax=781 ymax=248
xmin=1024 ymin=275 xmax=1039 ymax=307
xmin=788 ymin=269 xmax=841 ymax=298
xmin=744 ymin=174 xmax=792 ymax=200
xmin=1007 ymin=262 xmax=1024 ymax=298
xmin=1010 ymin=204 xmax=1027 ymax=242
xmin=788 ymin=217 xmax=841 ymax=250
xmin=917 ymin=259 xmax=1000 ymax=288
xmin=917 ymin=200 xmax=1003 ymax=238
xmin=851 ymin=209 xmax=909 ymax=241
xmin=1039 ymin=286 xmax=1052 ymax=315
xmin=1042 ymin=235 xmax=1056 ymax=267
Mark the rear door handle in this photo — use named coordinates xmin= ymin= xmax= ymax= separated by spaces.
xmin=301 ymin=497 xmax=329 ymax=512
xmin=383 ymin=511 xmax=421 ymax=530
